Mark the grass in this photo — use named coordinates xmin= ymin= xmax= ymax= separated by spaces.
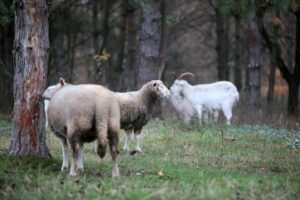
xmin=0 ymin=118 xmax=300 ymax=199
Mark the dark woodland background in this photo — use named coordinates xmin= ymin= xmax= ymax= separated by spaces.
xmin=0 ymin=0 xmax=300 ymax=127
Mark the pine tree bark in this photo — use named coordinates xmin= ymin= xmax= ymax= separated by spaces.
xmin=137 ymin=0 xmax=161 ymax=89
xmin=9 ymin=0 xmax=50 ymax=156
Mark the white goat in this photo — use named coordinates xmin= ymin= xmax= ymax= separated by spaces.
xmin=170 ymin=80 xmax=239 ymax=125
xmin=169 ymin=91 xmax=195 ymax=123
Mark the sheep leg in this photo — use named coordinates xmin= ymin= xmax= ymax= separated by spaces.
xmin=123 ymin=129 xmax=132 ymax=152
xmin=96 ymin=124 xmax=108 ymax=159
xmin=60 ymin=137 xmax=69 ymax=171
xmin=108 ymin=130 xmax=120 ymax=178
xmin=69 ymin=140 xmax=82 ymax=176
xmin=77 ymin=145 xmax=84 ymax=172
xmin=134 ymin=130 xmax=142 ymax=152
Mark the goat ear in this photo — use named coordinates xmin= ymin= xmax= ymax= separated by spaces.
xmin=59 ymin=78 xmax=65 ymax=86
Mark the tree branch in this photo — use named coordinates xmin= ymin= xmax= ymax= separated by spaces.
xmin=257 ymin=16 xmax=292 ymax=82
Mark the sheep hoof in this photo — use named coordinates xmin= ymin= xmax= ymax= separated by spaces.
xmin=130 ymin=150 xmax=142 ymax=156
xmin=61 ymin=165 xmax=69 ymax=171
xmin=78 ymin=167 xmax=84 ymax=173
xmin=112 ymin=169 xmax=120 ymax=179
xmin=69 ymin=171 xmax=77 ymax=176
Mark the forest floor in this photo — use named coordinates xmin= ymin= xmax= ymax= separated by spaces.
xmin=0 ymin=118 xmax=300 ymax=199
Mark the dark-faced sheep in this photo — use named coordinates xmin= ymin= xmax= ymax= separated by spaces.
xmin=115 ymin=80 xmax=170 ymax=153
xmin=43 ymin=79 xmax=120 ymax=177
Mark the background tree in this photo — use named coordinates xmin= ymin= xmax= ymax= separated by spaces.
xmin=209 ymin=0 xmax=230 ymax=81
xmin=0 ymin=0 xmax=14 ymax=114
xmin=9 ymin=0 xmax=50 ymax=156
xmin=137 ymin=0 xmax=162 ymax=88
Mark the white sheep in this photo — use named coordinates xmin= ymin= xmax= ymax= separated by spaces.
xmin=170 ymin=80 xmax=239 ymax=125
xmin=43 ymin=79 xmax=121 ymax=178
xmin=116 ymin=80 xmax=170 ymax=153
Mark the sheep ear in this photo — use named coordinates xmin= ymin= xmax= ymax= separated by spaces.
xmin=59 ymin=78 xmax=65 ymax=86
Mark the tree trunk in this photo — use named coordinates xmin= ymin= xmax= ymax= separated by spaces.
xmin=118 ymin=3 xmax=137 ymax=91
xmin=0 ymin=21 xmax=14 ymax=114
xmin=287 ymin=79 xmax=299 ymax=115
xmin=48 ymin=8 xmax=66 ymax=85
xmin=216 ymin=11 xmax=229 ymax=81
xmin=9 ymin=0 xmax=50 ymax=156
xmin=267 ymin=20 xmax=279 ymax=103
xmin=137 ymin=0 xmax=162 ymax=88
xmin=93 ymin=0 xmax=110 ymax=85
xmin=234 ymin=11 xmax=242 ymax=90
xmin=106 ymin=0 xmax=127 ymax=91
xmin=248 ymin=20 xmax=261 ymax=107
xmin=91 ymin=0 xmax=100 ymax=83
xmin=289 ymin=10 xmax=300 ymax=116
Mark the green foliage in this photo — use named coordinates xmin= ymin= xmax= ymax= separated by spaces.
xmin=201 ymin=0 xmax=293 ymax=16
xmin=0 ymin=120 xmax=299 ymax=199
xmin=0 ymin=1 xmax=13 ymax=27
xmin=210 ymin=0 xmax=236 ymax=14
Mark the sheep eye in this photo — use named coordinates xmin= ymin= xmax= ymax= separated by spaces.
xmin=153 ymin=83 xmax=157 ymax=87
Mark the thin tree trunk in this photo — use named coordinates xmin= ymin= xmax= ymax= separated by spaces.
xmin=9 ymin=0 xmax=50 ymax=156
xmin=48 ymin=9 xmax=65 ymax=85
xmin=216 ymin=11 xmax=229 ymax=81
xmin=94 ymin=0 xmax=110 ymax=85
xmin=91 ymin=0 xmax=100 ymax=83
xmin=69 ymin=31 xmax=77 ymax=83
xmin=289 ymin=10 xmax=300 ymax=116
xmin=248 ymin=19 xmax=261 ymax=108
xmin=118 ymin=3 xmax=137 ymax=91
xmin=267 ymin=18 xmax=279 ymax=103
xmin=234 ymin=11 xmax=242 ymax=90
xmin=137 ymin=0 xmax=162 ymax=88
xmin=287 ymin=79 xmax=299 ymax=115
xmin=106 ymin=0 xmax=127 ymax=91
xmin=0 ymin=14 xmax=14 ymax=114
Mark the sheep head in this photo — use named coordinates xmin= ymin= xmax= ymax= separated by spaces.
xmin=143 ymin=80 xmax=170 ymax=99
xmin=42 ymin=78 xmax=66 ymax=100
